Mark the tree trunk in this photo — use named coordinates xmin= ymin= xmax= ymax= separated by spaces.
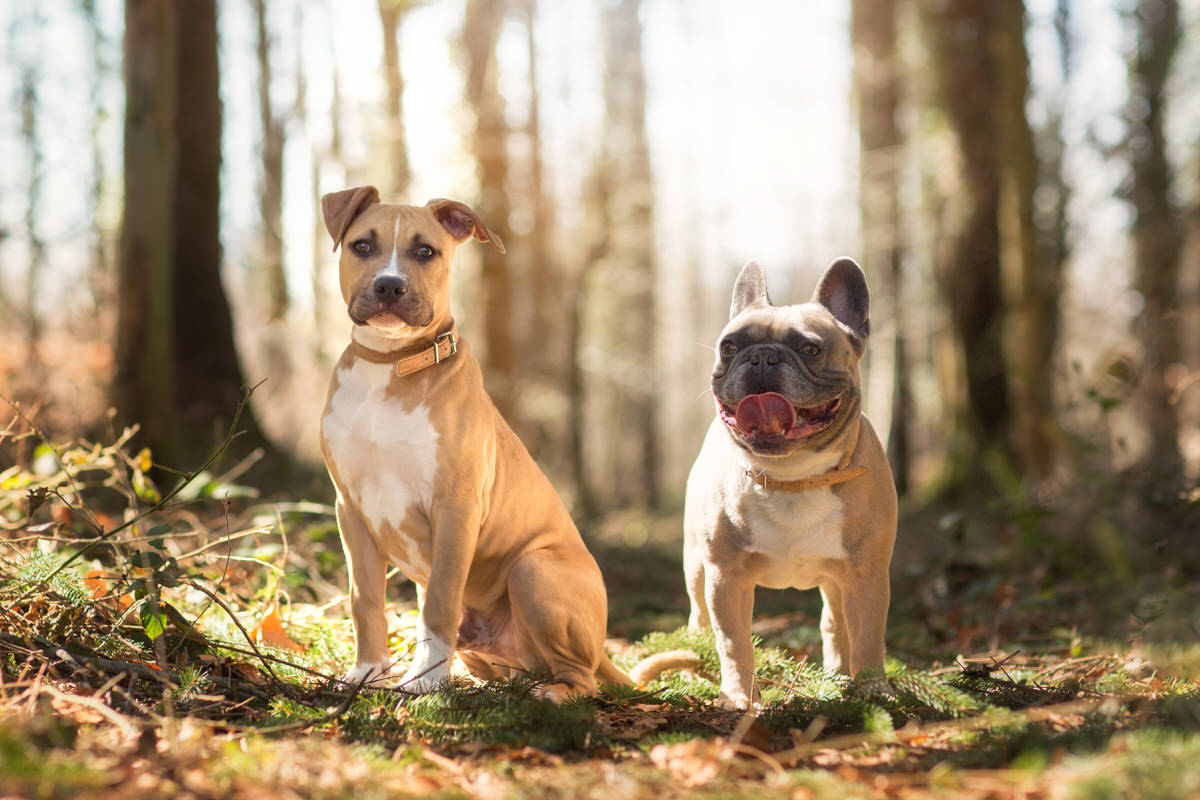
xmin=851 ymin=0 xmax=910 ymax=495
xmin=921 ymin=0 xmax=1014 ymax=479
xmin=81 ymin=0 xmax=112 ymax=313
xmin=378 ymin=0 xmax=412 ymax=199
xmin=591 ymin=0 xmax=659 ymax=508
xmin=254 ymin=0 xmax=288 ymax=321
xmin=118 ymin=0 xmax=267 ymax=467
xmin=1127 ymin=0 xmax=1183 ymax=472
xmin=462 ymin=0 xmax=516 ymax=420
xmin=173 ymin=0 xmax=266 ymax=464
xmin=117 ymin=0 xmax=179 ymax=461
xmin=19 ymin=59 xmax=44 ymax=360
xmin=996 ymin=1 xmax=1057 ymax=480
xmin=523 ymin=0 xmax=556 ymax=379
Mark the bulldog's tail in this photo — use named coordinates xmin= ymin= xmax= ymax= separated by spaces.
xmin=627 ymin=649 xmax=704 ymax=685
xmin=596 ymin=653 xmax=635 ymax=687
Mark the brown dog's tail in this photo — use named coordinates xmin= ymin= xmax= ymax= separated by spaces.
xmin=596 ymin=653 xmax=635 ymax=687
xmin=627 ymin=649 xmax=703 ymax=685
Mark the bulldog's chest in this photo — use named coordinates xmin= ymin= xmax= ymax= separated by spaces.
xmin=732 ymin=484 xmax=847 ymax=590
xmin=322 ymin=360 xmax=439 ymax=571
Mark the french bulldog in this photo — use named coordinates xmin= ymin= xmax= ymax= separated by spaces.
xmin=682 ymin=257 xmax=898 ymax=709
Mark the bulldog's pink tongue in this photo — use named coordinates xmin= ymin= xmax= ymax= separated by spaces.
xmin=734 ymin=392 xmax=797 ymax=436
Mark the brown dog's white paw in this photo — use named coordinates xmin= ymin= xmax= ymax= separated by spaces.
xmin=534 ymin=682 xmax=585 ymax=704
xmin=342 ymin=661 xmax=398 ymax=686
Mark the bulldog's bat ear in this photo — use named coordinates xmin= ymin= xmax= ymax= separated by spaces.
xmin=812 ymin=257 xmax=870 ymax=338
xmin=321 ymin=186 xmax=380 ymax=252
xmin=730 ymin=259 xmax=770 ymax=319
xmin=427 ymin=199 xmax=506 ymax=253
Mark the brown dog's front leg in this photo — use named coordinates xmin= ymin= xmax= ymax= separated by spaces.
xmin=400 ymin=504 xmax=481 ymax=693
xmin=338 ymin=500 xmax=394 ymax=684
xmin=705 ymin=569 xmax=757 ymax=709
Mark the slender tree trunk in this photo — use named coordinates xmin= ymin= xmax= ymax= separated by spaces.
xmin=378 ymin=0 xmax=412 ymax=199
xmin=462 ymin=0 xmax=516 ymax=419
xmin=996 ymin=1 xmax=1057 ymax=480
xmin=1127 ymin=0 xmax=1183 ymax=472
xmin=19 ymin=60 xmax=44 ymax=360
xmin=173 ymin=0 xmax=266 ymax=463
xmin=591 ymin=0 xmax=659 ymax=508
xmin=851 ymin=0 xmax=910 ymax=495
xmin=81 ymin=0 xmax=112 ymax=313
xmin=921 ymin=0 xmax=1014 ymax=479
xmin=117 ymin=0 xmax=179 ymax=460
xmin=254 ymin=0 xmax=288 ymax=322
xmin=523 ymin=0 xmax=556 ymax=378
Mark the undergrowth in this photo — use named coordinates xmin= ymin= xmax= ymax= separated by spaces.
xmin=3 ymin=417 xmax=1200 ymax=798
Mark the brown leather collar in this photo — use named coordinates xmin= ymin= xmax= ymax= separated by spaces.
xmin=350 ymin=323 xmax=459 ymax=377
xmin=745 ymin=447 xmax=868 ymax=492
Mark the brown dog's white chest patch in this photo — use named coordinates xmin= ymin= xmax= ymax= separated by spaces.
xmin=323 ymin=359 xmax=438 ymax=576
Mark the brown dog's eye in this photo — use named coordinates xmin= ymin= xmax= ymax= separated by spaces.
xmin=719 ymin=341 xmax=738 ymax=358
xmin=413 ymin=244 xmax=435 ymax=260
xmin=800 ymin=342 xmax=821 ymax=357
xmin=351 ymin=239 xmax=373 ymax=255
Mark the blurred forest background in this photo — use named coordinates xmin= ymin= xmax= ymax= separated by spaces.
xmin=0 ymin=0 xmax=1197 ymax=567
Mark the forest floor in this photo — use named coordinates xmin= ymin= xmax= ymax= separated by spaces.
xmin=2 ymin=426 xmax=1200 ymax=799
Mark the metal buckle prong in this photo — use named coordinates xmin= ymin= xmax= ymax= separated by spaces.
xmin=434 ymin=330 xmax=457 ymax=364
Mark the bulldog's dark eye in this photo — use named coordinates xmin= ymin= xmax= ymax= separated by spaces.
xmin=413 ymin=244 xmax=435 ymax=260
xmin=719 ymin=340 xmax=738 ymax=358
xmin=800 ymin=342 xmax=821 ymax=357
xmin=351 ymin=239 xmax=373 ymax=255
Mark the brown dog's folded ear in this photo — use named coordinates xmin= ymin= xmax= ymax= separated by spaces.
xmin=427 ymin=199 xmax=506 ymax=253
xmin=321 ymin=186 xmax=380 ymax=252
xmin=812 ymin=257 xmax=870 ymax=338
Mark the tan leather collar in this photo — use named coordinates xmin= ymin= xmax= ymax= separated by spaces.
xmin=350 ymin=322 xmax=459 ymax=377
xmin=745 ymin=447 xmax=868 ymax=492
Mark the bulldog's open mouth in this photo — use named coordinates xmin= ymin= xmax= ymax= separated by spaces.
xmin=717 ymin=391 xmax=842 ymax=443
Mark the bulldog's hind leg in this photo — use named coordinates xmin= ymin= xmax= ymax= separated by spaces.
xmin=507 ymin=548 xmax=607 ymax=700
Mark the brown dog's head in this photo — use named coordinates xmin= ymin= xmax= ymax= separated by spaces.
xmin=710 ymin=258 xmax=870 ymax=457
xmin=320 ymin=186 xmax=505 ymax=334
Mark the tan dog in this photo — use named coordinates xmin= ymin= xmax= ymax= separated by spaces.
xmin=318 ymin=186 xmax=628 ymax=700
xmin=683 ymin=258 xmax=897 ymax=709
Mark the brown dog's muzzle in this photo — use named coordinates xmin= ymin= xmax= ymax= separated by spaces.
xmin=348 ymin=275 xmax=433 ymax=327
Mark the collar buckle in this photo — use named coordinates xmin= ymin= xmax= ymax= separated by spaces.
xmin=434 ymin=330 xmax=458 ymax=364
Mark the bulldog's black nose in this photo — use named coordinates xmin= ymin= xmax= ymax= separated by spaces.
xmin=372 ymin=274 xmax=408 ymax=299
xmin=748 ymin=347 xmax=781 ymax=373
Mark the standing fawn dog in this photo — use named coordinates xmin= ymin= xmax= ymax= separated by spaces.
xmin=319 ymin=186 xmax=628 ymax=700
xmin=644 ymin=258 xmax=898 ymax=709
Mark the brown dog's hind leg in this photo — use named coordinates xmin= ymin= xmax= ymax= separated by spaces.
xmin=506 ymin=548 xmax=608 ymax=700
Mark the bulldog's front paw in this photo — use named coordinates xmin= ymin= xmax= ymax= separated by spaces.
xmin=342 ymin=661 xmax=397 ymax=686
xmin=715 ymin=689 xmax=757 ymax=711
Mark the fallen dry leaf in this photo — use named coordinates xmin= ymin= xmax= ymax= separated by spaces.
xmin=649 ymin=738 xmax=727 ymax=787
xmin=250 ymin=604 xmax=307 ymax=653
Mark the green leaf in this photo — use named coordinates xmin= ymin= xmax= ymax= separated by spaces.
xmin=130 ymin=550 xmax=168 ymax=570
xmin=140 ymin=599 xmax=168 ymax=641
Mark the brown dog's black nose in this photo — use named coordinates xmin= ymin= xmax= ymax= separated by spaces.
xmin=373 ymin=275 xmax=408 ymax=300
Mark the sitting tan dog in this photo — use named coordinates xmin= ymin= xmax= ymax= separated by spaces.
xmin=682 ymin=258 xmax=898 ymax=709
xmin=319 ymin=186 xmax=628 ymax=700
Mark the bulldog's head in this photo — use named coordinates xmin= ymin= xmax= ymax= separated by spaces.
xmin=710 ymin=258 xmax=870 ymax=457
xmin=320 ymin=186 xmax=504 ymax=336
